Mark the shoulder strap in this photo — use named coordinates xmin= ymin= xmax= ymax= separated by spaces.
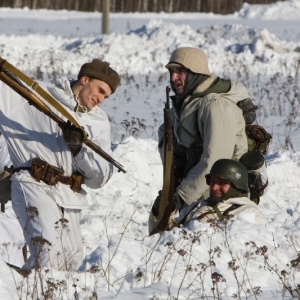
xmin=179 ymin=121 xmax=202 ymax=144
xmin=213 ymin=203 xmax=242 ymax=219
xmin=195 ymin=203 xmax=242 ymax=222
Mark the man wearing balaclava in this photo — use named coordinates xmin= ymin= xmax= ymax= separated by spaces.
xmin=149 ymin=47 xmax=250 ymax=232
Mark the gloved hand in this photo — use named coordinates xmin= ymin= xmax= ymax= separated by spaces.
xmin=246 ymin=124 xmax=272 ymax=154
xmin=61 ymin=121 xmax=85 ymax=156
xmin=151 ymin=190 xmax=185 ymax=219
xmin=151 ymin=190 xmax=162 ymax=218
xmin=246 ymin=124 xmax=271 ymax=141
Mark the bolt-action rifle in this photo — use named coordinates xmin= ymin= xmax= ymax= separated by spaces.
xmin=0 ymin=57 xmax=126 ymax=173
xmin=149 ymin=86 xmax=175 ymax=235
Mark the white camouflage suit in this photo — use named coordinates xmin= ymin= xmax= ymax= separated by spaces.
xmin=175 ymin=196 xmax=267 ymax=227
xmin=0 ymin=77 xmax=113 ymax=270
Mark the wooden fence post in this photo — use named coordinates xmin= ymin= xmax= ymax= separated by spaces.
xmin=102 ymin=0 xmax=110 ymax=34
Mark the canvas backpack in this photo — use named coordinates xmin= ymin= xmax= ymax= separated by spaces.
xmin=236 ymin=98 xmax=271 ymax=204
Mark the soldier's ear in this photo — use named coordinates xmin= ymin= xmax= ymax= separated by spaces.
xmin=80 ymin=75 xmax=89 ymax=85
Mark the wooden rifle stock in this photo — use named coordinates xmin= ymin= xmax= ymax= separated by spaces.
xmin=0 ymin=62 xmax=126 ymax=174
xmin=149 ymin=86 xmax=175 ymax=235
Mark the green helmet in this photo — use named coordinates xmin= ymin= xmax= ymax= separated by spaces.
xmin=205 ymin=159 xmax=249 ymax=193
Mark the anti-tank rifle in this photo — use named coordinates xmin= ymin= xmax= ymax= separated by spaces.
xmin=0 ymin=57 xmax=126 ymax=173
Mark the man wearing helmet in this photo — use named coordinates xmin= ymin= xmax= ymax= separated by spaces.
xmin=175 ymin=159 xmax=266 ymax=226
xmin=157 ymin=47 xmax=249 ymax=210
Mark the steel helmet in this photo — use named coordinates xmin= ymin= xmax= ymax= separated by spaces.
xmin=205 ymin=159 xmax=249 ymax=193
xmin=165 ymin=47 xmax=211 ymax=75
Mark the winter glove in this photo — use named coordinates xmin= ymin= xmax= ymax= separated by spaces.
xmin=151 ymin=190 xmax=162 ymax=218
xmin=246 ymin=124 xmax=271 ymax=142
xmin=61 ymin=121 xmax=85 ymax=156
xmin=246 ymin=124 xmax=272 ymax=155
xmin=151 ymin=190 xmax=179 ymax=218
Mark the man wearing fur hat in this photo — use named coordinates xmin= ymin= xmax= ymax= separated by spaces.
xmin=0 ymin=59 xmax=120 ymax=271
xmin=150 ymin=47 xmax=249 ymax=230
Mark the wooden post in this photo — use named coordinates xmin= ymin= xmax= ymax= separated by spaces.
xmin=102 ymin=0 xmax=110 ymax=34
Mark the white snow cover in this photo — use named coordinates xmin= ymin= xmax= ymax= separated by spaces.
xmin=0 ymin=1 xmax=300 ymax=298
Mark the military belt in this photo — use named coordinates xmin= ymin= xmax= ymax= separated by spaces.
xmin=11 ymin=158 xmax=83 ymax=192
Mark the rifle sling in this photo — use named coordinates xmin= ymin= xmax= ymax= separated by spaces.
xmin=197 ymin=204 xmax=242 ymax=221
xmin=0 ymin=57 xmax=80 ymax=127
xmin=213 ymin=203 xmax=242 ymax=219
xmin=179 ymin=121 xmax=202 ymax=144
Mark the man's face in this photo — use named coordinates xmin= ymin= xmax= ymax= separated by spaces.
xmin=209 ymin=175 xmax=231 ymax=199
xmin=168 ymin=66 xmax=187 ymax=95
xmin=77 ymin=76 xmax=112 ymax=110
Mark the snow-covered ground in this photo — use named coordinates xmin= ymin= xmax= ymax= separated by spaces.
xmin=0 ymin=1 xmax=300 ymax=299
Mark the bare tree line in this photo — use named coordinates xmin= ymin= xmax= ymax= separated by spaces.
xmin=0 ymin=0 xmax=282 ymax=14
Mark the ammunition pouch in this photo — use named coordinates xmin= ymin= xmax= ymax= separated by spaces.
xmin=31 ymin=158 xmax=63 ymax=186
xmin=31 ymin=157 xmax=83 ymax=192
xmin=60 ymin=173 xmax=83 ymax=194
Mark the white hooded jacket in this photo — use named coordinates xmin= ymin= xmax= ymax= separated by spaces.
xmin=176 ymin=196 xmax=267 ymax=226
xmin=0 ymin=77 xmax=113 ymax=208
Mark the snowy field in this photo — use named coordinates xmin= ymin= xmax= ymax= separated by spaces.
xmin=0 ymin=1 xmax=300 ymax=299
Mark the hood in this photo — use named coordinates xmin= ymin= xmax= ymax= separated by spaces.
xmin=219 ymin=80 xmax=250 ymax=104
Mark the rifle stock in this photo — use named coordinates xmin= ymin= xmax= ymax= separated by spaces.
xmin=149 ymin=86 xmax=175 ymax=235
xmin=0 ymin=62 xmax=126 ymax=174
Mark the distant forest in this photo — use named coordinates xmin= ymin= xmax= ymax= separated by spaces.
xmin=0 ymin=0 xmax=282 ymax=14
